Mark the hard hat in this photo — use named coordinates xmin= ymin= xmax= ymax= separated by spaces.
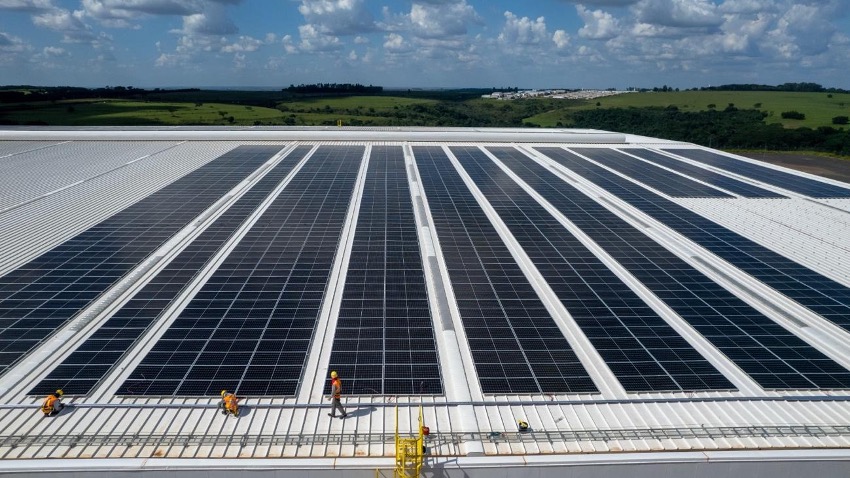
xmin=330 ymin=371 xmax=338 ymax=378
xmin=55 ymin=389 xmax=64 ymax=397
xmin=221 ymin=390 xmax=227 ymax=397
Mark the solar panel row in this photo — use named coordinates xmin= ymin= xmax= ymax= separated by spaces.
xmin=457 ymin=146 xmax=736 ymax=392
xmin=414 ymin=146 xmax=597 ymax=395
xmin=499 ymin=147 xmax=850 ymax=389
xmin=623 ymin=149 xmax=785 ymax=199
xmin=548 ymin=147 xmax=850 ymax=337
xmin=665 ymin=148 xmax=850 ymax=198
xmin=121 ymin=145 xmax=364 ymax=396
xmin=576 ymin=148 xmax=733 ymax=198
xmin=29 ymin=146 xmax=312 ymax=396
xmin=327 ymin=146 xmax=442 ymax=396
xmin=0 ymin=146 xmax=281 ymax=376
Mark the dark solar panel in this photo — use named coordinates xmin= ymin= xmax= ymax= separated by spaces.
xmin=29 ymin=146 xmax=312 ymax=396
xmin=326 ymin=146 xmax=441 ymax=396
xmin=414 ymin=146 xmax=597 ymax=395
xmin=454 ymin=146 xmax=733 ymax=392
xmin=663 ymin=148 xmax=850 ymax=198
xmin=548 ymin=146 xmax=850 ymax=336
xmin=574 ymin=148 xmax=733 ymax=198
xmin=495 ymin=147 xmax=850 ymax=389
xmin=120 ymin=145 xmax=363 ymax=396
xmin=0 ymin=146 xmax=282 ymax=377
xmin=624 ymin=149 xmax=785 ymax=198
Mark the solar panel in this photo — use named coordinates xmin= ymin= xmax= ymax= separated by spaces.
xmin=414 ymin=146 xmax=597 ymax=395
xmin=326 ymin=146 xmax=441 ymax=396
xmin=623 ymin=149 xmax=785 ymax=198
xmin=455 ymin=146 xmax=733 ymax=392
xmin=492 ymin=148 xmax=850 ymax=389
xmin=120 ymin=145 xmax=364 ymax=396
xmin=0 ymin=146 xmax=282 ymax=377
xmin=29 ymin=146 xmax=312 ymax=396
xmin=663 ymin=148 xmax=850 ymax=198
xmin=574 ymin=148 xmax=733 ymax=198
xmin=547 ymin=146 xmax=850 ymax=336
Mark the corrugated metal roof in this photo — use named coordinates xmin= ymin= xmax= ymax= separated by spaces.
xmin=1 ymin=128 xmax=849 ymax=467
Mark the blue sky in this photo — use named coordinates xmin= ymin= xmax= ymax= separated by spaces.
xmin=1 ymin=0 xmax=848 ymax=89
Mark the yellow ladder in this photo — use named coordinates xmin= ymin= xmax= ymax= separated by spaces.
xmin=394 ymin=405 xmax=425 ymax=478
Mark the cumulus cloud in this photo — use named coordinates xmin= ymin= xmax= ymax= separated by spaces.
xmin=298 ymin=0 xmax=375 ymax=35
xmin=297 ymin=23 xmax=343 ymax=52
xmin=0 ymin=31 xmax=28 ymax=52
xmin=401 ymin=0 xmax=480 ymax=39
xmin=383 ymin=32 xmax=412 ymax=53
xmin=553 ymin=29 xmax=570 ymax=50
xmin=577 ymin=5 xmax=620 ymax=40
xmin=498 ymin=11 xmax=549 ymax=46
xmin=632 ymin=0 xmax=722 ymax=29
xmin=0 ymin=0 xmax=53 ymax=12
xmin=558 ymin=0 xmax=638 ymax=5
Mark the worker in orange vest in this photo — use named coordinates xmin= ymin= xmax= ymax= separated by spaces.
xmin=219 ymin=390 xmax=239 ymax=417
xmin=41 ymin=389 xmax=64 ymax=417
xmin=328 ymin=371 xmax=347 ymax=419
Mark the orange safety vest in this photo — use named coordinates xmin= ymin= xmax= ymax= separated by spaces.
xmin=223 ymin=393 xmax=238 ymax=411
xmin=331 ymin=377 xmax=342 ymax=399
xmin=42 ymin=395 xmax=58 ymax=414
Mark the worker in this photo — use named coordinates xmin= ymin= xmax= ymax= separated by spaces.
xmin=41 ymin=389 xmax=64 ymax=417
xmin=327 ymin=371 xmax=347 ymax=419
xmin=219 ymin=390 xmax=239 ymax=417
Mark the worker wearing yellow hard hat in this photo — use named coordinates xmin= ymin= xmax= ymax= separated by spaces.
xmin=219 ymin=389 xmax=239 ymax=417
xmin=41 ymin=389 xmax=64 ymax=417
xmin=328 ymin=371 xmax=347 ymax=419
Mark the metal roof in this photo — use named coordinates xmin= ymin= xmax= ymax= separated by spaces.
xmin=1 ymin=127 xmax=849 ymax=474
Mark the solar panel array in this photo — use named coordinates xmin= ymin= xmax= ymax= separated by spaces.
xmin=122 ymin=145 xmax=363 ymax=396
xmin=2 ymin=135 xmax=849 ymax=400
xmin=501 ymin=147 xmax=850 ymax=389
xmin=0 ymin=146 xmax=280 ymax=376
xmin=455 ymin=146 xmax=733 ymax=392
xmin=327 ymin=146 xmax=441 ymax=396
xmin=542 ymin=147 xmax=850 ymax=337
xmin=30 ymin=146 xmax=312 ymax=396
xmin=623 ymin=149 xmax=785 ymax=198
xmin=576 ymin=148 xmax=732 ymax=198
xmin=664 ymin=148 xmax=850 ymax=198
xmin=414 ymin=146 xmax=597 ymax=394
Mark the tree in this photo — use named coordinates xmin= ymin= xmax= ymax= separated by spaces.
xmin=833 ymin=116 xmax=849 ymax=125
xmin=781 ymin=111 xmax=806 ymax=120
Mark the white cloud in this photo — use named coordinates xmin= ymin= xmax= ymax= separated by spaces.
xmin=553 ymin=29 xmax=570 ymax=50
xmin=297 ymin=23 xmax=343 ymax=52
xmin=407 ymin=0 xmax=480 ymax=39
xmin=0 ymin=31 xmax=28 ymax=53
xmin=354 ymin=35 xmax=369 ymax=44
xmin=632 ymin=0 xmax=722 ymax=29
xmin=221 ymin=35 xmax=262 ymax=53
xmin=498 ymin=11 xmax=548 ymax=46
xmin=0 ymin=0 xmax=53 ymax=12
xmin=577 ymin=6 xmax=620 ymax=40
xmin=383 ymin=32 xmax=411 ymax=53
xmin=297 ymin=0 xmax=375 ymax=35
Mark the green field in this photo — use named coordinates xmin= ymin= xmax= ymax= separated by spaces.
xmin=524 ymin=91 xmax=850 ymax=129
xmin=0 ymin=100 xmax=285 ymax=126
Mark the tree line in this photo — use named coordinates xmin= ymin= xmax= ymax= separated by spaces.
xmin=569 ymin=107 xmax=850 ymax=155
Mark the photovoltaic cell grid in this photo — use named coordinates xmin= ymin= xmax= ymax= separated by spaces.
xmin=665 ymin=148 xmax=850 ymax=198
xmin=556 ymin=147 xmax=850 ymax=339
xmin=0 ymin=145 xmax=280 ymax=377
xmin=414 ymin=146 xmax=597 ymax=394
xmin=327 ymin=146 xmax=441 ymax=396
xmin=455 ymin=146 xmax=733 ymax=392
xmin=29 ymin=146 xmax=312 ymax=396
xmin=623 ymin=149 xmax=785 ymax=199
xmin=497 ymin=147 xmax=850 ymax=389
xmin=578 ymin=148 xmax=732 ymax=198
xmin=121 ymin=145 xmax=364 ymax=396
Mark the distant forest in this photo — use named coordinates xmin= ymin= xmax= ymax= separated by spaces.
xmin=283 ymin=83 xmax=382 ymax=94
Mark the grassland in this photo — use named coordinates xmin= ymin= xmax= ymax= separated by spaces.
xmin=0 ymin=100 xmax=285 ymax=126
xmin=2 ymin=90 xmax=848 ymax=132
xmin=524 ymin=91 xmax=850 ymax=129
